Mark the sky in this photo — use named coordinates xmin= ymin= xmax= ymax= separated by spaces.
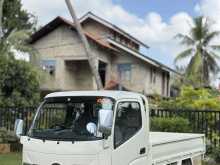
xmin=20 ymin=0 xmax=220 ymax=70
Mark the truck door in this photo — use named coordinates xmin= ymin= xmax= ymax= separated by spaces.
xmin=112 ymin=99 xmax=148 ymax=165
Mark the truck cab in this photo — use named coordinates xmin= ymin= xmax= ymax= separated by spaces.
xmin=14 ymin=91 xmax=205 ymax=165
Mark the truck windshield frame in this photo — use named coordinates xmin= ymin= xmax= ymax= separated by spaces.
xmin=28 ymin=96 xmax=115 ymax=141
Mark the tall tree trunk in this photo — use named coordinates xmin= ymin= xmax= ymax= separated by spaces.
xmin=201 ymin=49 xmax=209 ymax=87
xmin=65 ymin=0 xmax=103 ymax=90
xmin=0 ymin=0 xmax=4 ymax=39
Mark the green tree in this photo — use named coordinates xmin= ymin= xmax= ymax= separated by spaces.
xmin=2 ymin=0 xmax=36 ymax=38
xmin=0 ymin=0 xmax=40 ymax=107
xmin=175 ymin=16 xmax=220 ymax=87
xmin=158 ymin=86 xmax=220 ymax=111
xmin=0 ymin=0 xmax=36 ymax=53
xmin=0 ymin=56 xmax=40 ymax=107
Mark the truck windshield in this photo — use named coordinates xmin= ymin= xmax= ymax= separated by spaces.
xmin=29 ymin=96 xmax=114 ymax=141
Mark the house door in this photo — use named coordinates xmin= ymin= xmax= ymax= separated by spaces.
xmin=112 ymin=99 xmax=148 ymax=165
xmin=98 ymin=61 xmax=107 ymax=87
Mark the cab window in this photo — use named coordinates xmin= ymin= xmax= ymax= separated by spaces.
xmin=114 ymin=101 xmax=142 ymax=148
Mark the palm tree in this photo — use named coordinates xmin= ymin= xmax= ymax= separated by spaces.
xmin=175 ymin=16 xmax=220 ymax=87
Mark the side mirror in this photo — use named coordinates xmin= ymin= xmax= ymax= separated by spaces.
xmin=14 ymin=119 xmax=24 ymax=138
xmin=98 ymin=109 xmax=113 ymax=137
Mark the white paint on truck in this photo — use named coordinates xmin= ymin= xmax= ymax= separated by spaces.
xmin=16 ymin=91 xmax=205 ymax=165
xmin=150 ymin=132 xmax=205 ymax=165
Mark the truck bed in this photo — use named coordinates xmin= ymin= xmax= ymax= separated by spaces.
xmin=150 ymin=132 xmax=206 ymax=165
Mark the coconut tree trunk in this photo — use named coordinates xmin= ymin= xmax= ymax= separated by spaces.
xmin=0 ymin=0 xmax=4 ymax=39
xmin=65 ymin=0 xmax=103 ymax=90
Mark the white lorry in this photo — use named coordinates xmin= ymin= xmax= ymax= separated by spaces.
xmin=14 ymin=91 xmax=206 ymax=165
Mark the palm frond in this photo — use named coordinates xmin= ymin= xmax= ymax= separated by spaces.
xmin=205 ymin=51 xmax=220 ymax=74
xmin=175 ymin=34 xmax=195 ymax=46
xmin=175 ymin=48 xmax=193 ymax=63
xmin=191 ymin=16 xmax=209 ymax=41
xmin=203 ymin=31 xmax=220 ymax=46
xmin=209 ymin=51 xmax=220 ymax=60
xmin=211 ymin=45 xmax=220 ymax=51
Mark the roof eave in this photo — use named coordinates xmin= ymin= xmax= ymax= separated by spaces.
xmin=79 ymin=12 xmax=149 ymax=49
xmin=29 ymin=17 xmax=118 ymax=52
xmin=107 ymin=38 xmax=181 ymax=75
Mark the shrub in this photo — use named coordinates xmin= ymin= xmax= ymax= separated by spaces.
xmin=0 ymin=57 xmax=40 ymax=107
xmin=0 ymin=128 xmax=17 ymax=143
xmin=157 ymin=86 xmax=220 ymax=111
xmin=151 ymin=117 xmax=192 ymax=133
xmin=212 ymin=146 xmax=220 ymax=163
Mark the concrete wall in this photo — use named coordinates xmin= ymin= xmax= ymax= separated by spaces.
xmin=111 ymin=50 xmax=170 ymax=96
xmin=33 ymin=25 xmax=86 ymax=60
xmin=82 ymin=19 xmax=140 ymax=51
xmin=31 ymin=23 xmax=170 ymax=96
xmin=82 ymin=19 xmax=110 ymax=39
xmin=32 ymin=25 xmax=96 ymax=91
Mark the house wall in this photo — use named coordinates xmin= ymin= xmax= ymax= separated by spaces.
xmin=33 ymin=25 xmax=86 ymax=60
xmin=32 ymin=25 xmax=96 ymax=91
xmin=31 ymin=24 xmax=115 ymax=92
xmin=82 ymin=19 xmax=140 ymax=51
xmin=111 ymin=51 xmax=170 ymax=96
xmin=82 ymin=19 xmax=110 ymax=39
xmin=31 ymin=23 xmax=170 ymax=97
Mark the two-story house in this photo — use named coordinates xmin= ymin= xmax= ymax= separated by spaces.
xmin=29 ymin=12 xmax=178 ymax=97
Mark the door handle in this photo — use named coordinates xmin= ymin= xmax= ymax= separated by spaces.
xmin=140 ymin=147 xmax=146 ymax=155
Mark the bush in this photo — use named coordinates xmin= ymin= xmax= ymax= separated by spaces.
xmin=0 ymin=57 xmax=40 ymax=107
xmin=151 ymin=117 xmax=192 ymax=133
xmin=157 ymin=86 xmax=220 ymax=111
xmin=0 ymin=128 xmax=17 ymax=143
xmin=211 ymin=147 xmax=220 ymax=163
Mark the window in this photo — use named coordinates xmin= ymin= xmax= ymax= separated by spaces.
xmin=167 ymin=163 xmax=177 ymax=165
xmin=182 ymin=159 xmax=192 ymax=165
xmin=114 ymin=102 xmax=142 ymax=148
xmin=118 ymin=64 xmax=132 ymax=82
xmin=30 ymin=97 xmax=115 ymax=141
xmin=150 ymin=67 xmax=156 ymax=84
xmin=41 ymin=60 xmax=56 ymax=75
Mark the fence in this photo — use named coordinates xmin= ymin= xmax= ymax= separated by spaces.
xmin=1 ymin=107 xmax=220 ymax=148
xmin=151 ymin=109 xmax=220 ymax=148
xmin=0 ymin=107 xmax=36 ymax=133
xmin=0 ymin=107 xmax=64 ymax=134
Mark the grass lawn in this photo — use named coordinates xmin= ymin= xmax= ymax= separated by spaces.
xmin=0 ymin=153 xmax=22 ymax=165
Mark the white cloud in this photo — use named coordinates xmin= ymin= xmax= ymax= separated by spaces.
xmin=21 ymin=0 xmax=194 ymax=66
xmin=196 ymin=0 xmax=220 ymax=32
xmin=21 ymin=0 xmax=68 ymax=24
xmin=196 ymin=0 xmax=220 ymax=18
